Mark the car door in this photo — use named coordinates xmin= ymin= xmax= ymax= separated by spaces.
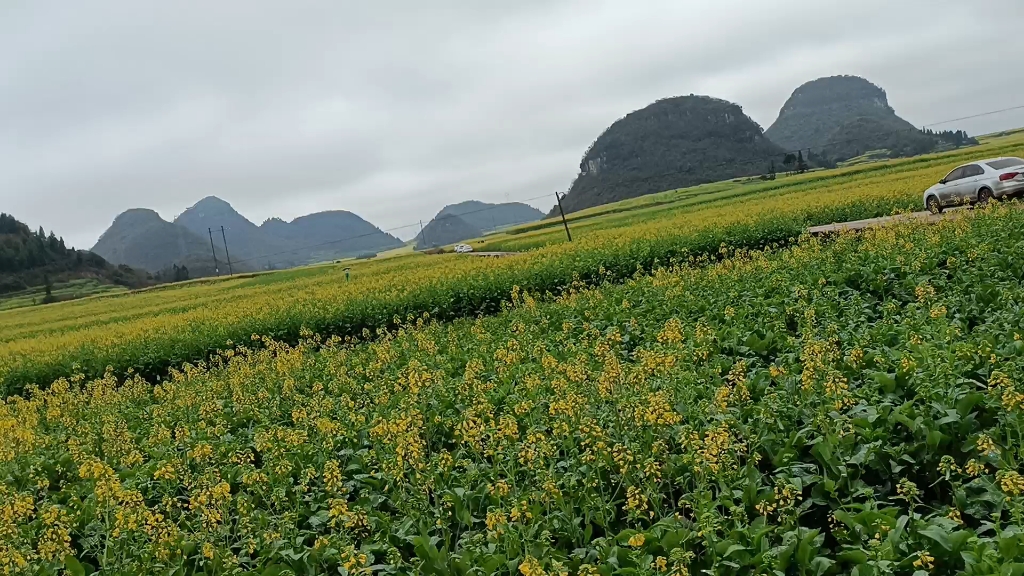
xmin=959 ymin=164 xmax=985 ymax=201
xmin=938 ymin=167 xmax=965 ymax=204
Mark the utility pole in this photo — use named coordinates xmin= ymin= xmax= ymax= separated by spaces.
xmin=207 ymin=228 xmax=220 ymax=275
xmin=419 ymin=220 xmax=428 ymax=249
xmin=219 ymin=226 xmax=233 ymax=275
xmin=555 ymin=192 xmax=572 ymax=242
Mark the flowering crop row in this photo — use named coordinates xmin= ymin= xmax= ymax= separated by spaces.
xmin=2 ymin=204 xmax=1024 ymax=573
xmin=480 ymin=137 xmax=1024 ymax=252
xmin=9 ymin=141 xmax=1023 ymax=397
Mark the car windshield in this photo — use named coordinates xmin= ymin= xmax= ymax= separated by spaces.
xmin=987 ymin=158 xmax=1024 ymax=170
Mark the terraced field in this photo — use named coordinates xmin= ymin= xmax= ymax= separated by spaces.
xmin=2 ymin=132 xmax=1024 ymax=575
xmin=5 ymin=202 xmax=1024 ymax=573
xmin=3 ymin=133 xmax=1023 ymax=397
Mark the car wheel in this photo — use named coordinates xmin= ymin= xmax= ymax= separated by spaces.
xmin=926 ymin=195 xmax=942 ymax=214
xmin=978 ymin=188 xmax=993 ymax=205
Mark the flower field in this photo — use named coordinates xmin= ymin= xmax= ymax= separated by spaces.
xmin=476 ymin=134 xmax=1024 ymax=253
xmin=4 ymin=202 xmax=1024 ymax=573
xmin=3 ymin=134 xmax=1023 ymax=397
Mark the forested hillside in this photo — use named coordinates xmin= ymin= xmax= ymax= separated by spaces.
xmin=557 ymin=95 xmax=784 ymax=213
xmin=765 ymin=75 xmax=977 ymax=164
xmin=0 ymin=212 xmax=149 ymax=297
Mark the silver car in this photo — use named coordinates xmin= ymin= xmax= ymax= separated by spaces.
xmin=924 ymin=157 xmax=1024 ymax=213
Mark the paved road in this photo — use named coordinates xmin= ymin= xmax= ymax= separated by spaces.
xmin=807 ymin=207 xmax=969 ymax=235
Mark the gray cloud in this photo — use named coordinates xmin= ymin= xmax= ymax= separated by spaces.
xmin=2 ymin=0 xmax=1022 ymax=248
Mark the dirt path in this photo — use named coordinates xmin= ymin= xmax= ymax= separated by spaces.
xmin=807 ymin=207 xmax=969 ymax=235
xmin=462 ymin=251 xmax=519 ymax=258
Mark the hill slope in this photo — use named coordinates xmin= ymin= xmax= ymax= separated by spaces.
xmin=1 ymin=212 xmax=149 ymax=296
xmin=174 ymin=197 xmax=291 ymax=269
xmin=260 ymin=211 xmax=403 ymax=262
xmin=91 ymin=208 xmax=230 ymax=278
xmin=415 ymin=214 xmax=482 ymax=250
xmin=435 ymin=201 xmax=544 ymax=233
xmin=765 ymin=75 xmax=976 ymax=163
xmin=557 ymin=95 xmax=785 ymax=213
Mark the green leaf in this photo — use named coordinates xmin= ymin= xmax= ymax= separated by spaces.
xmin=948 ymin=530 xmax=971 ymax=552
xmin=64 ymin=556 xmax=86 ymax=576
xmin=871 ymin=372 xmax=897 ymax=393
xmin=723 ymin=544 xmax=748 ymax=558
xmin=999 ymin=533 xmax=1021 ymax=558
xmin=796 ymin=529 xmax=821 ymax=567
xmin=837 ymin=550 xmax=868 ymax=564
xmin=919 ymin=525 xmax=952 ymax=551
xmin=955 ymin=393 xmax=984 ymax=417
xmin=1000 ymin=564 xmax=1024 ymax=576
xmin=811 ymin=441 xmax=838 ymax=473
xmin=811 ymin=557 xmax=834 ymax=576
xmin=832 ymin=511 xmax=859 ymax=530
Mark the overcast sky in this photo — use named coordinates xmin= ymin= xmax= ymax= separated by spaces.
xmin=3 ymin=0 xmax=1023 ymax=248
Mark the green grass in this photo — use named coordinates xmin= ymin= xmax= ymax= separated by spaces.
xmin=837 ymin=149 xmax=892 ymax=167
xmin=0 ymin=278 xmax=127 ymax=312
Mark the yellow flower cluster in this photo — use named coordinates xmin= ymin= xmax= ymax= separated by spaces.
xmin=998 ymin=471 xmax=1024 ymax=497
xmin=913 ymin=551 xmax=935 ymax=570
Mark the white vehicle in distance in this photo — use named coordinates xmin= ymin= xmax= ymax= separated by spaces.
xmin=924 ymin=157 xmax=1024 ymax=214
xmin=453 ymin=243 xmax=474 ymax=253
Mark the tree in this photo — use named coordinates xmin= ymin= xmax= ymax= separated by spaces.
xmin=796 ymin=150 xmax=809 ymax=174
xmin=783 ymin=153 xmax=797 ymax=170
xmin=41 ymin=274 xmax=57 ymax=304
xmin=170 ymin=264 xmax=191 ymax=282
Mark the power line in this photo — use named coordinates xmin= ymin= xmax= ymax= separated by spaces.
xmin=554 ymin=192 xmax=572 ymax=242
xmin=922 ymin=105 xmax=1024 ymax=128
xmin=207 ymin=228 xmax=219 ymax=275
xmin=220 ymin=226 xmax=233 ymax=276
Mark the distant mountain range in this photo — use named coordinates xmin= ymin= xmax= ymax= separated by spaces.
xmin=91 ymin=207 xmax=234 ymax=278
xmin=82 ymin=75 xmax=986 ymax=276
xmin=434 ymin=201 xmax=544 ymax=232
xmin=92 ymin=196 xmax=403 ymax=275
xmin=414 ymin=201 xmax=544 ymax=249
